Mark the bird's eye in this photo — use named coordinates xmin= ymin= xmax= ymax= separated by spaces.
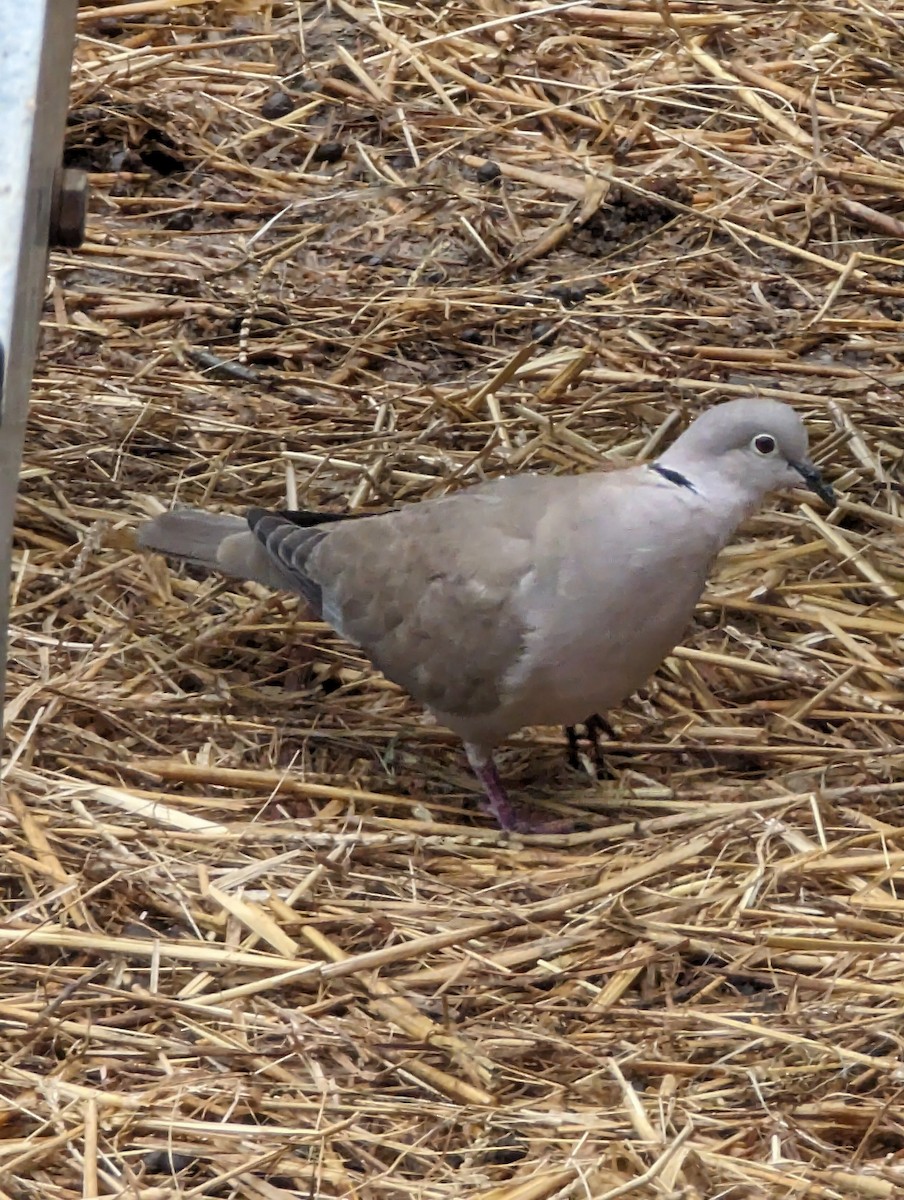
xmin=753 ymin=434 xmax=777 ymax=456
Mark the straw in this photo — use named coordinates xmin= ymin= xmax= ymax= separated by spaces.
xmin=8 ymin=1 xmax=904 ymax=1195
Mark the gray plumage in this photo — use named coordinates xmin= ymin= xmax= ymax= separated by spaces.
xmin=136 ymin=397 xmax=834 ymax=832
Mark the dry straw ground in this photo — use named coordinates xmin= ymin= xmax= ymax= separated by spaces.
xmin=6 ymin=0 xmax=904 ymax=1196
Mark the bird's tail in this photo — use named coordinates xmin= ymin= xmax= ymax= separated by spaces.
xmin=138 ymin=507 xmax=299 ymax=592
xmin=137 ymin=509 xmax=248 ymax=569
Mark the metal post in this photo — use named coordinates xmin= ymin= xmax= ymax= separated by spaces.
xmin=0 ymin=1 xmax=83 ymax=733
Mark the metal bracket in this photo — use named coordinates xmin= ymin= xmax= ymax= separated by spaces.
xmin=0 ymin=1 xmax=81 ymax=739
xmin=50 ymin=166 xmax=89 ymax=249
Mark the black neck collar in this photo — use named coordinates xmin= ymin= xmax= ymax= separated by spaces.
xmin=650 ymin=463 xmax=697 ymax=493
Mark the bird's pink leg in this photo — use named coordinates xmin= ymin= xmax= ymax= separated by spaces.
xmin=466 ymin=745 xmax=572 ymax=834
xmin=471 ymin=758 xmax=521 ymax=831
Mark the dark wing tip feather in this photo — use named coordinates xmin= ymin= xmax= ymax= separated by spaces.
xmin=280 ymin=507 xmax=365 ymax=528
xmin=245 ymin=507 xmax=330 ymax=616
xmin=246 ymin=505 xmax=359 ymax=533
xmin=244 ymin=508 xmax=277 ymax=537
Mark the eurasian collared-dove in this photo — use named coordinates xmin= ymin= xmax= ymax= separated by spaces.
xmin=137 ymin=398 xmax=834 ymax=832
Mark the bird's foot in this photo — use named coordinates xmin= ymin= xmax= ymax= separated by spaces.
xmin=565 ymin=712 xmax=616 ymax=778
xmin=472 ymin=760 xmax=572 ymax=834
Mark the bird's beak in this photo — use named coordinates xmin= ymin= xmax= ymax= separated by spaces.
xmin=790 ymin=460 xmax=835 ymax=508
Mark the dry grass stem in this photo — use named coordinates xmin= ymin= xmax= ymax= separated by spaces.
xmin=8 ymin=1 xmax=904 ymax=1196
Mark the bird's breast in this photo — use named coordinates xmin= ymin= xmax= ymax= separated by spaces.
xmin=498 ymin=503 xmax=720 ymax=730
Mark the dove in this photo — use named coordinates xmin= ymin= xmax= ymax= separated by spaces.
xmin=136 ymin=397 xmax=834 ymax=832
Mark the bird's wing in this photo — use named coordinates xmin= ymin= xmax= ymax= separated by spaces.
xmin=247 ymin=474 xmax=568 ymax=718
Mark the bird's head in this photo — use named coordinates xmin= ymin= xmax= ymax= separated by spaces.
xmin=659 ymin=397 xmax=835 ymax=507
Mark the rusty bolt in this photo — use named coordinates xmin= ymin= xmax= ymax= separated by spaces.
xmin=49 ymin=167 xmax=88 ymax=249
